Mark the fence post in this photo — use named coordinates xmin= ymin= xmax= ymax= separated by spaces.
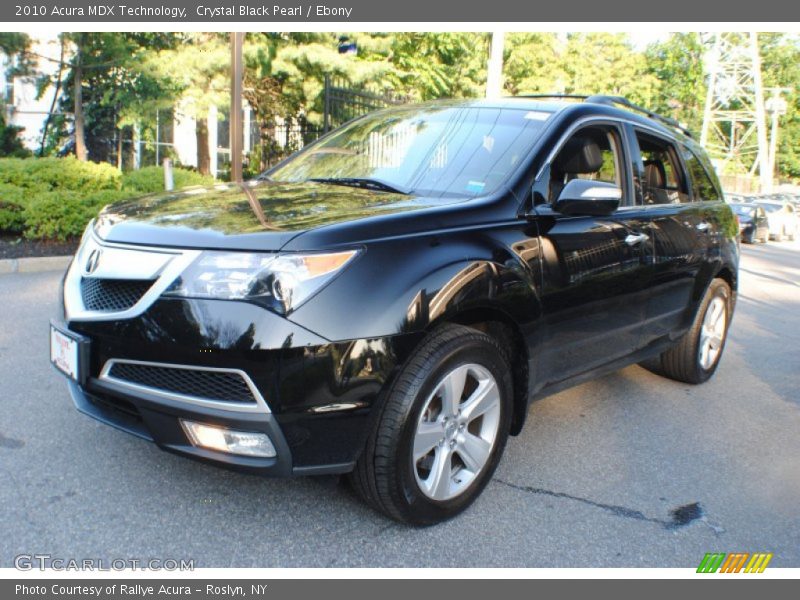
xmin=163 ymin=158 xmax=174 ymax=191
xmin=323 ymin=74 xmax=331 ymax=134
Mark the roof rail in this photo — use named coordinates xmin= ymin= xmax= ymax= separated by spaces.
xmin=510 ymin=93 xmax=693 ymax=138
xmin=513 ymin=94 xmax=590 ymax=102
xmin=584 ymin=95 xmax=693 ymax=138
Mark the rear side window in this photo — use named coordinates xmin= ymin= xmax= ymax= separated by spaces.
xmin=682 ymin=146 xmax=722 ymax=202
xmin=634 ymin=131 xmax=689 ymax=204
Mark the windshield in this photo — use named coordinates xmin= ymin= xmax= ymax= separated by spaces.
xmin=269 ymin=105 xmax=552 ymax=198
xmin=733 ymin=205 xmax=755 ymax=217
xmin=757 ymin=203 xmax=782 ymax=213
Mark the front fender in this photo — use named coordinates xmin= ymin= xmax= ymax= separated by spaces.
xmin=287 ymin=230 xmax=542 ymax=343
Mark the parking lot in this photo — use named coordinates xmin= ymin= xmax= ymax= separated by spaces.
xmin=1 ymin=241 xmax=798 ymax=568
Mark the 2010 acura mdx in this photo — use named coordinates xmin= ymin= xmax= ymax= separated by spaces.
xmin=50 ymin=96 xmax=738 ymax=525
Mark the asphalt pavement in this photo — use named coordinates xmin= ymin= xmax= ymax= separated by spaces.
xmin=1 ymin=241 xmax=798 ymax=568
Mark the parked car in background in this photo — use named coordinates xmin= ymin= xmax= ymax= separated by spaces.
xmin=732 ymin=203 xmax=770 ymax=244
xmin=50 ymin=96 xmax=739 ymax=524
xmin=725 ymin=193 xmax=746 ymax=204
xmin=756 ymin=200 xmax=797 ymax=241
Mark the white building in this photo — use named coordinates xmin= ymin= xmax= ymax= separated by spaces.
xmin=1 ymin=34 xmax=63 ymax=152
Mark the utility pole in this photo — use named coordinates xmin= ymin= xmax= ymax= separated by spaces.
xmin=486 ymin=31 xmax=505 ymax=99
xmin=230 ymin=32 xmax=244 ymax=183
xmin=765 ymin=87 xmax=790 ymax=187
xmin=73 ymin=34 xmax=87 ymax=161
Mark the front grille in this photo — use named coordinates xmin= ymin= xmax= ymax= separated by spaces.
xmin=107 ymin=362 xmax=257 ymax=404
xmin=81 ymin=277 xmax=153 ymax=312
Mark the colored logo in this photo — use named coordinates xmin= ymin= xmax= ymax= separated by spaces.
xmin=697 ymin=552 xmax=773 ymax=573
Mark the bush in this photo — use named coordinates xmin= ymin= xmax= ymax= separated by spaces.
xmin=0 ymin=200 xmax=25 ymax=233
xmin=0 ymin=157 xmax=216 ymax=240
xmin=0 ymin=183 xmax=28 ymax=233
xmin=0 ymin=157 xmax=121 ymax=193
xmin=122 ymin=166 xmax=215 ymax=194
xmin=21 ymin=189 xmax=134 ymax=241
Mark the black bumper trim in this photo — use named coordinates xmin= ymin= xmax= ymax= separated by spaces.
xmin=68 ymin=379 xmax=296 ymax=477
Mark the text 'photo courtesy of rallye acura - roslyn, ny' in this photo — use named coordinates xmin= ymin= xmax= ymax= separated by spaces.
xmin=50 ymin=95 xmax=739 ymax=525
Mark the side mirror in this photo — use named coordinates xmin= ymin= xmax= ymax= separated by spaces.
xmin=554 ymin=179 xmax=621 ymax=216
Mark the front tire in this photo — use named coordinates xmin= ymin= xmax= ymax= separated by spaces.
xmin=657 ymin=279 xmax=732 ymax=384
xmin=349 ymin=324 xmax=512 ymax=525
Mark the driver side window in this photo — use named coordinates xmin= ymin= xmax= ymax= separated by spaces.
xmin=548 ymin=125 xmax=624 ymax=204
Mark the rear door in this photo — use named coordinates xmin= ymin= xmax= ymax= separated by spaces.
xmin=630 ymin=129 xmax=719 ymax=344
xmin=534 ymin=120 xmax=653 ymax=382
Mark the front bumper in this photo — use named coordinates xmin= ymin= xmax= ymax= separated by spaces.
xmin=60 ymin=296 xmax=420 ymax=476
xmin=68 ymin=378 xmax=295 ymax=475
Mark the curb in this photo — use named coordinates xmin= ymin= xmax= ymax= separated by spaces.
xmin=0 ymin=255 xmax=72 ymax=275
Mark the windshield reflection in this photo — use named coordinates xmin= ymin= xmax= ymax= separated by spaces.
xmin=270 ymin=105 xmax=552 ymax=198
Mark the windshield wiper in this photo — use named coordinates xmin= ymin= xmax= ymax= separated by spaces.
xmin=308 ymin=177 xmax=410 ymax=195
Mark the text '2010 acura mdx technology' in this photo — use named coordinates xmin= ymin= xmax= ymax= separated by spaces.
xmin=50 ymin=96 xmax=738 ymax=525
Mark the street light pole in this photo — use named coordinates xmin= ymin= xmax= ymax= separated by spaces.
xmin=230 ymin=32 xmax=245 ymax=183
xmin=765 ymin=87 xmax=790 ymax=188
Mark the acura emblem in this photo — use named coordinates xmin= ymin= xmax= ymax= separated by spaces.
xmin=85 ymin=248 xmax=102 ymax=274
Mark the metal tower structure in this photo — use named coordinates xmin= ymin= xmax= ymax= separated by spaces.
xmin=700 ymin=32 xmax=771 ymax=191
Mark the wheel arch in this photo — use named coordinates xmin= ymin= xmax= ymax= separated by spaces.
xmin=431 ymin=305 xmax=531 ymax=436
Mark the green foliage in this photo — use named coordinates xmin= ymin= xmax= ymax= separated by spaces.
xmin=0 ymin=112 xmax=30 ymax=158
xmin=0 ymin=157 xmax=217 ymax=239
xmin=644 ymin=33 xmax=707 ymax=134
xmin=22 ymin=189 xmax=134 ymax=240
xmin=0 ymin=183 xmax=26 ymax=232
xmin=0 ymin=157 xmax=121 ymax=192
xmin=122 ymin=166 xmax=216 ymax=194
xmin=51 ymin=32 xmax=182 ymax=162
xmin=759 ymin=33 xmax=800 ymax=180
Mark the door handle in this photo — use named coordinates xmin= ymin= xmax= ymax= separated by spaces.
xmin=696 ymin=221 xmax=711 ymax=232
xmin=625 ymin=233 xmax=649 ymax=246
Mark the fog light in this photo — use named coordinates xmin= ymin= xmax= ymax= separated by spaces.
xmin=180 ymin=420 xmax=277 ymax=458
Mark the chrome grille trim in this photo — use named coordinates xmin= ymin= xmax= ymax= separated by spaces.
xmin=99 ymin=359 xmax=271 ymax=414
xmin=64 ymin=225 xmax=201 ymax=322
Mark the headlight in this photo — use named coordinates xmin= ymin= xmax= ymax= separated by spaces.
xmin=162 ymin=249 xmax=358 ymax=314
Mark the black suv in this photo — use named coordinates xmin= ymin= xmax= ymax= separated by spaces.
xmin=50 ymin=96 xmax=738 ymax=525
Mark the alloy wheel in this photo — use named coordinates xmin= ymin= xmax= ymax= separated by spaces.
xmin=412 ymin=363 xmax=501 ymax=501
xmin=698 ymin=296 xmax=726 ymax=370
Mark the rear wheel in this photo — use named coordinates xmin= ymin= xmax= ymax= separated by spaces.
xmin=349 ymin=324 xmax=512 ymax=525
xmin=657 ymin=279 xmax=731 ymax=384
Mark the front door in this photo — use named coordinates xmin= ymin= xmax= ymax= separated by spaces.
xmin=533 ymin=122 xmax=653 ymax=384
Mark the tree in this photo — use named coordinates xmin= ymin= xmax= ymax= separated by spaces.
xmin=55 ymin=33 xmax=180 ymax=164
xmin=0 ymin=33 xmax=33 ymax=156
xmin=644 ymin=33 xmax=707 ymax=135
xmin=560 ymin=33 xmax=657 ymax=105
xmin=503 ymin=33 xmax=563 ymax=95
xmin=147 ymin=33 xmax=229 ymax=174
xmin=758 ymin=33 xmax=800 ymax=180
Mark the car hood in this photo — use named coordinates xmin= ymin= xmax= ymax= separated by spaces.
xmin=94 ymin=180 xmax=455 ymax=251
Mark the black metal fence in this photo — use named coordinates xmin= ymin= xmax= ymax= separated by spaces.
xmin=322 ymin=75 xmax=411 ymax=132
xmin=250 ymin=77 xmax=409 ymax=172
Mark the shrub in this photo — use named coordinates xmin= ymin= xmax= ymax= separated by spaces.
xmin=22 ymin=189 xmax=132 ymax=241
xmin=122 ymin=166 xmax=215 ymax=194
xmin=0 ymin=157 xmax=121 ymax=193
xmin=0 ymin=183 xmax=28 ymax=233
xmin=0 ymin=201 xmax=25 ymax=233
xmin=0 ymin=158 xmax=216 ymax=240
